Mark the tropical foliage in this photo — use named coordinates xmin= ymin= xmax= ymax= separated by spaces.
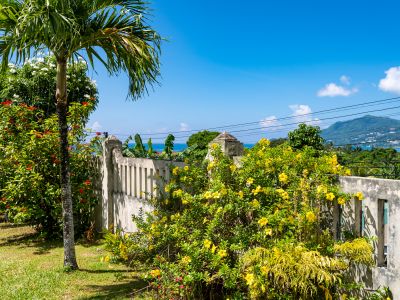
xmin=0 ymin=56 xmax=98 ymax=116
xmin=0 ymin=0 xmax=161 ymax=269
xmin=105 ymin=139 xmax=372 ymax=299
xmin=288 ymin=123 xmax=324 ymax=150
xmin=0 ymin=98 xmax=100 ymax=238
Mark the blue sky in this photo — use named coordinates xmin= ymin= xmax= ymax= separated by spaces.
xmin=88 ymin=0 xmax=400 ymax=143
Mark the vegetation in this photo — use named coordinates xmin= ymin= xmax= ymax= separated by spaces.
xmin=288 ymin=123 xmax=324 ymax=150
xmin=321 ymin=115 xmax=400 ymax=147
xmin=0 ymin=55 xmax=98 ymax=116
xmin=0 ymin=223 xmax=151 ymax=299
xmin=123 ymin=133 xmax=187 ymax=161
xmin=0 ymin=0 xmax=161 ymax=269
xmin=0 ymin=97 xmax=100 ymax=239
xmin=186 ymin=130 xmax=219 ymax=161
xmin=105 ymin=139 xmax=373 ymax=299
xmin=336 ymin=146 xmax=400 ymax=179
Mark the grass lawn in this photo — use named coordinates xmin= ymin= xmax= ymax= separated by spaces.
xmin=0 ymin=223 xmax=152 ymax=299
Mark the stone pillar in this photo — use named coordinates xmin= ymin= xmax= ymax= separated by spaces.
xmin=100 ymin=136 xmax=122 ymax=231
xmin=207 ymin=132 xmax=244 ymax=160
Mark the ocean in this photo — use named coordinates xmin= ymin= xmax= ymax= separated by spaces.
xmin=128 ymin=143 xmax=255 ymax=152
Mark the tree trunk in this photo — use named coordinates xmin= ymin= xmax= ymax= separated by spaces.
xmin=56 ymin=59 xmax=78 ymax=270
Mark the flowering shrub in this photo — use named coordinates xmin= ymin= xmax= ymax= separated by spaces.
xmin=106 ymin=139 xmax=373 ymax=299
xmin=0 ymin=99 xmax=100 ymax=238
xmin=0 ymin=55 xmax=98 ymax=117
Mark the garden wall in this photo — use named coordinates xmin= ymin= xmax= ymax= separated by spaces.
xmin=95 ymin=136 xmax=184 ymax=232
xmin=339 ymin=176 xmax=400 ymax=298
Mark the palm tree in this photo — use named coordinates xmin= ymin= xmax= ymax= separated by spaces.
xmin=0 ymin=0 xmax=160 ymax=269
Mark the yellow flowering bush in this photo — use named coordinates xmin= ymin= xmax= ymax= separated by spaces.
xmin=106 ymin=140 xmax=372 ymax=299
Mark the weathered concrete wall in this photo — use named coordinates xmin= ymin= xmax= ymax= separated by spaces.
xmin=96 ymin=137 xmax=184 ymax=232
xmin=339 ymin=176 xmax=400 ymax=299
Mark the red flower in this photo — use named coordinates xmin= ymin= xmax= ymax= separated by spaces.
xmin=1 ymin=100 xmax=12 ymax=106
xmin=179 ymin=285 xmax=184 ymax=289
xmin=79 ymin=188 xmax=84 ymax=194
xmin=96 ymin=132 xmax=101 ymax=136
xmin=27 ymin=106 xmax=36 ymax=111
xmin=26 ymin=166 xmax=32 ymax=171
xmin=83 ymin=179 xmax=91 ymax=186
xmin=82 ymin=101 xmax=89 ymax=106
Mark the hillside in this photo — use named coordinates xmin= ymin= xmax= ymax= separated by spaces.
xmin=321 ymin=115 xmax=400 ymax=147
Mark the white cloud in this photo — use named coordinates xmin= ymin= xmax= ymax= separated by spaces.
xmin=259 ymin=115 xmax=281 ymax=131
xmin=289 ymin=104 xmax=320 ymax=126
xmin=317 ymin=83 xmax=358 ymax=97
xmin=379 ymin=66 xmax=400 ymax=94
xmin=179 ymin=122 xmax=190 ymax=132
xmin=91 ymin=121 xmax=102 ymax=132
xmin=340 ymin=75 xmax=351 ymax=85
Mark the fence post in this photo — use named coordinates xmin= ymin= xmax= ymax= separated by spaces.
xmin=101 ymin=136 xmax=122 ymax=231
xmin=207 ymin=132 xmax=244 ymax=162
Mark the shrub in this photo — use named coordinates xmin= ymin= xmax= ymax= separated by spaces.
xmin=106 ymin=139 xmax=372 ymax=299
xmin=0 ymin=100 xmax=100 ymax=238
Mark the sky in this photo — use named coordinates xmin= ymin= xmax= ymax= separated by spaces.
xmin=88 ymin=0 xmax=400 ymax=143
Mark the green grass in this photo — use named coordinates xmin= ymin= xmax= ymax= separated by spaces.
xmin=0 ymin=223 xmax=152 ymax=299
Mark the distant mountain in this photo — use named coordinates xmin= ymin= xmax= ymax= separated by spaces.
xmin=321 ymin=115 xmax=400 ymax=148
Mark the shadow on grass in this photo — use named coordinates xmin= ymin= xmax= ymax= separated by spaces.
xmin=0 ymin=223 xmax=29 ymax=229
xmin=82 ymin=279 xmax=149 ymax=299
xmin=79 ymin=268 xmax=132 ymax=274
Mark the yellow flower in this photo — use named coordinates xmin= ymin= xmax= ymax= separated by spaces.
xmin=218 ymin=249 xmax=227 ymax=258
xmin=250 ymin=199 xmax=260 ymax=209
xmin=245 ymin=273 xmax=255 ymax=286
xmin=306 ymin=211 xmax=316 ymax=223
xmin=210 ymin=143 xmax=219 ymax=150
xmin=276 ymin=188 xmax=289 ymax=200
xmin=345 ymin=169 xmax=351 ymax=176
xmin=212 ymin=191 xmax=221 ymax=199
xmin=355 ymin=192 xmax=364 ymax=201
xmin=230 ymin=164 xmax=237 ymax=172
xmin=173 ymin=189 xmax=183 ymax=198
xmin=207 ymin=161 xmax=216 ymax=171
xmin=238 ymin=191 xmax=244 ymax=199
xmin=164 ymin=185 xmax=170 ymax=193
xmin=203 ymin=239 xmax=212 ymax=249
xmin=184 ymin=165 xmax=189 ymax=171
xmin=265 ymin=228 xmax=273 ymax=236
xmin=181 ymin=256 xmax=192 ymax=264
xmin=204 ymin=191 xmax=213 ymax=199
xmin=150 ymin=269 xmax=161 ymax=277
xmin=325 ymin=192 xmax=335 ymax=201
xmin=317 ymin=185 xmax=327 ymax=195
xmin=252 ymin=185 xmax=262 ymax=195
xmin=246 ymin=177 xmax=254 ymax=186
xmin=260 ymin=266 xmax=269 ymax=275
xmin=211 ymin=244 xmax=217 ymax=254
xmin=337 ymin=197 xmax=346 ymax=205
xmin=259 ymin=138 xmax=270 ymax=147
xmin=172 ymin=167 xmax=179 ymax=176
xmin=258 ymin=217 xmax=268 ymax=227
xmin=278 ymin=172 xmax=288 ymax=184
xmin=182 ymin=197 xmax=189 ymax=205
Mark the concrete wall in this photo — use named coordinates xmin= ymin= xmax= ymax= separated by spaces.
xmin=96 ymin=137 xmax=184 ymax=232
xmin=339 ymin=176 xmax=400 ymax=298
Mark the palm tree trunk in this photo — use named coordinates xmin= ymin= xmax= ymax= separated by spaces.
xmin=56 ymin=59 xmax=78 ymax=270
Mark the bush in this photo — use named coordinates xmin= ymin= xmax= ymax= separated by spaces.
xmin=0 ymin=56 xmax=98 ymax=117
xmin=0 ymin=100 xmax=100 ymax=238
xmin=105 ymin=139 xmax=372 ymax=299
